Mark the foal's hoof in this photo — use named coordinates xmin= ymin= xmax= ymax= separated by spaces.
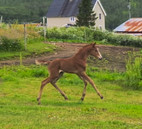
xmin=37 ymin=98 xmax=41 ymax=105
xmin=100 ymin=96 xmax=104 ymax=99
xmin=81 ymin=98 xmax=84 ymax=101
xmin=37 ymin=98 xmax=40 ymax=101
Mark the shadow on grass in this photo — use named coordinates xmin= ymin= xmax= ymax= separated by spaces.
xmin=41 ymin=100 xmax=93 ymax=107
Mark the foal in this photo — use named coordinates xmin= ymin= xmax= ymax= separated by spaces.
xmin=36 ymin=43 xmax=103 ymax=105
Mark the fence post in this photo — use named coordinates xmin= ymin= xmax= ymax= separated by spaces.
xmin=24 ymin=23 xmax=27 ymax=50
xmin=43 ymin=17 xmax=47 ymax=42
xmin=84 ymin=28 xmax=87 ymax=42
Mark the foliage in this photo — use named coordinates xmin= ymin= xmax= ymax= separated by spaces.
xmin=0 ymin=23 xmax=56 ymax=59
xmin=123 ymin=52 xmax=142 ymax=89
xmin=44 ymin=27 xmax=142 ymax=47
xmin=0 ymin=24 xmax=24 ymax=51
xmin=93 ymin=30 xmax=142 ymax=47
xmin=0 ymin=38 xmax=55 ymax=60
xmin=101 ymin=0 xmax=142 ymax=30
xmin=0 ymin=36 xmax=23 ymax=51
xmin=0 ymin=0 xmax=52 ymax=23
xmin=0 ymin=0 xmax=142 ymax=30
xmin=0 ymin=65 xmax=142 ymax=128
xmin=76 ymin=0 xmax=97 ymax=27
xmin=46 ymin=27 xmax=93 ymax=41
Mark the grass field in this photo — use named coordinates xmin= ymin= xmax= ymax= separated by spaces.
xmin=0 ymin=65 xmax=142 ymax=129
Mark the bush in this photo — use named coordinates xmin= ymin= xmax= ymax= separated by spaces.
xmin=46 ymin=27 xmax=94 ymax=42
xmin=42 ymin=27 xmax=142 ymax=47
xmin=123 ymin=53 xmax=142 ymax=90
xmin=94 ymin=30 xmax=142 ymax=47
xmin=0 ymin=36 xmax=24 ymax=51
xmin=93 ymin=29 xmax=106 ymax=41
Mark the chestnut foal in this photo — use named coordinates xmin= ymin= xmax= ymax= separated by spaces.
xmin=36 ymin=43 xmax=103 ymax=105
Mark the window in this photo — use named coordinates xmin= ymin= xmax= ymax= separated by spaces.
xmin=70 ymin=17 xmax=75 ymax=22
xmin=99 ymin=13 xmax=101 ymax=20
xmin=99 ymin=25 xmax=102 ymax=30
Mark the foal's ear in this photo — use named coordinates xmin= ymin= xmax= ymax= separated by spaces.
xmin=92 ymin=43 xmax=96 ymax=47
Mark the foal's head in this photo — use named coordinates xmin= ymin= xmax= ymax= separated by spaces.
xmin=88 ymin=43 xmax=102 ymax=60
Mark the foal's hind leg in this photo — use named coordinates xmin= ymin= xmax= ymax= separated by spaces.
xmin=77 ymin=73 xmax=88 ymax=101
xmin=53 ymin=71 xmax=64 ymax=83
xmin=37 ymin=77 xmax=51 ymax=105
xmin=51 ymin=71 xmax=68 ymax=100
xmin=51 ymin=82 xmax=68 ymax=100
xmin=81 ymin=79 xmax=87 ymax=101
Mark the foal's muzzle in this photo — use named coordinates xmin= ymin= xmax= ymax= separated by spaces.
xmin=99 ymin=57 xmax=103 ymax=60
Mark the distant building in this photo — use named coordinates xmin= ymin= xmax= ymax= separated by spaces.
xmin=46 ymin=0 xmax=106 ymax=30
xmin=114 ymin=18 xmax=142 ymax=36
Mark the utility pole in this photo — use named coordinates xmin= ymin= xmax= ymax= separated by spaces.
xmin=128 ymin=0 xmax=131 ymax=19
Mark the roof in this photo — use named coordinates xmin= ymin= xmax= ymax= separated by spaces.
xmin=46 ymin=0 xmax=105 ymax=17
xmin=114 ymin=18 xmax=142 ymax=33
xmin=93 ymin=0 xmax=106 ymax=16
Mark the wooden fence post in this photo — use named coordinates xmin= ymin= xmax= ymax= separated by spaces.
xmin=43 ymin=17 xmax=47 ymax=42
xmin=24 ymin=23 xmax=27 ymax=50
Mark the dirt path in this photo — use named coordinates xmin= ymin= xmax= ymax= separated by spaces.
xmin=0 ymin=42 xmax=140 ymax=72
xmin=0 ymin=43 xmax=84 ymax=67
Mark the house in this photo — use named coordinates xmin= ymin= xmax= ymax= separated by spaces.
xmin=46 ymin=0 xmax=106 ymax=30
xmin=113 ymin=18 xmax=142 ymax=36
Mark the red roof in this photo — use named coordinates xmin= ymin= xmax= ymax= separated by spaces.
xmin=114 ymin=18 xmax=142 ymax=33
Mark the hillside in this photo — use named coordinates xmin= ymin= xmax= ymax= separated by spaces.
xmin=101 ymin=0 xmax=142 ymax=30
xmin=0 ymin=0 xmax=52 ymax=23
xmin=0 ymin=0 xmax=142 ymax=30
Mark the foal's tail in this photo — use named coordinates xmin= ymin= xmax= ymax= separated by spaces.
xmin=35 ymin=59 xmax=51 ymax=65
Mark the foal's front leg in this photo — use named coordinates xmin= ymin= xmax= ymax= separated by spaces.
xmin=51 ymin=72 xmax=68 ymax=100
xmin=81 ymin=72 xmax=103 ymax=99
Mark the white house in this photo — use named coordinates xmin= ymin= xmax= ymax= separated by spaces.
xmin=46 ymin=0 xmax=106 ymax=30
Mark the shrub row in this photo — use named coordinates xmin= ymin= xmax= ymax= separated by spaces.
xmin=44 ymin=27 xmax=142 ymax=47
xmin=93 ymin=30 xmax=142 ymax=47
xmin=45 ymin=27 xmax=91 ymax=41
xmin=44 ymin=27 xmax=94 ymax=42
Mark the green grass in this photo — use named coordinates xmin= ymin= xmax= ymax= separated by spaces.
xmin=0 ymin=65 xmax=142 ymax=129
xmin=0 ymin=39 xmax=56 ymax=60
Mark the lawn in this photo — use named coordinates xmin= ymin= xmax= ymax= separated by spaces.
xmin=0 ymin=65 xmax=142 ymax=129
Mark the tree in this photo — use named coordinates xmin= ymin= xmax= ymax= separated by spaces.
xmin=76 ymin=0 xmax=97 ymax=27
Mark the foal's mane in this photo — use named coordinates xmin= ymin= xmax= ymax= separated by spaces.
xmin=82 ymin=44 xmax=92 ymax=48
xmin=74 ymin=44 xmax=93 ymax=58
xmin=77 ymin=44 xmax=93 ymax=53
